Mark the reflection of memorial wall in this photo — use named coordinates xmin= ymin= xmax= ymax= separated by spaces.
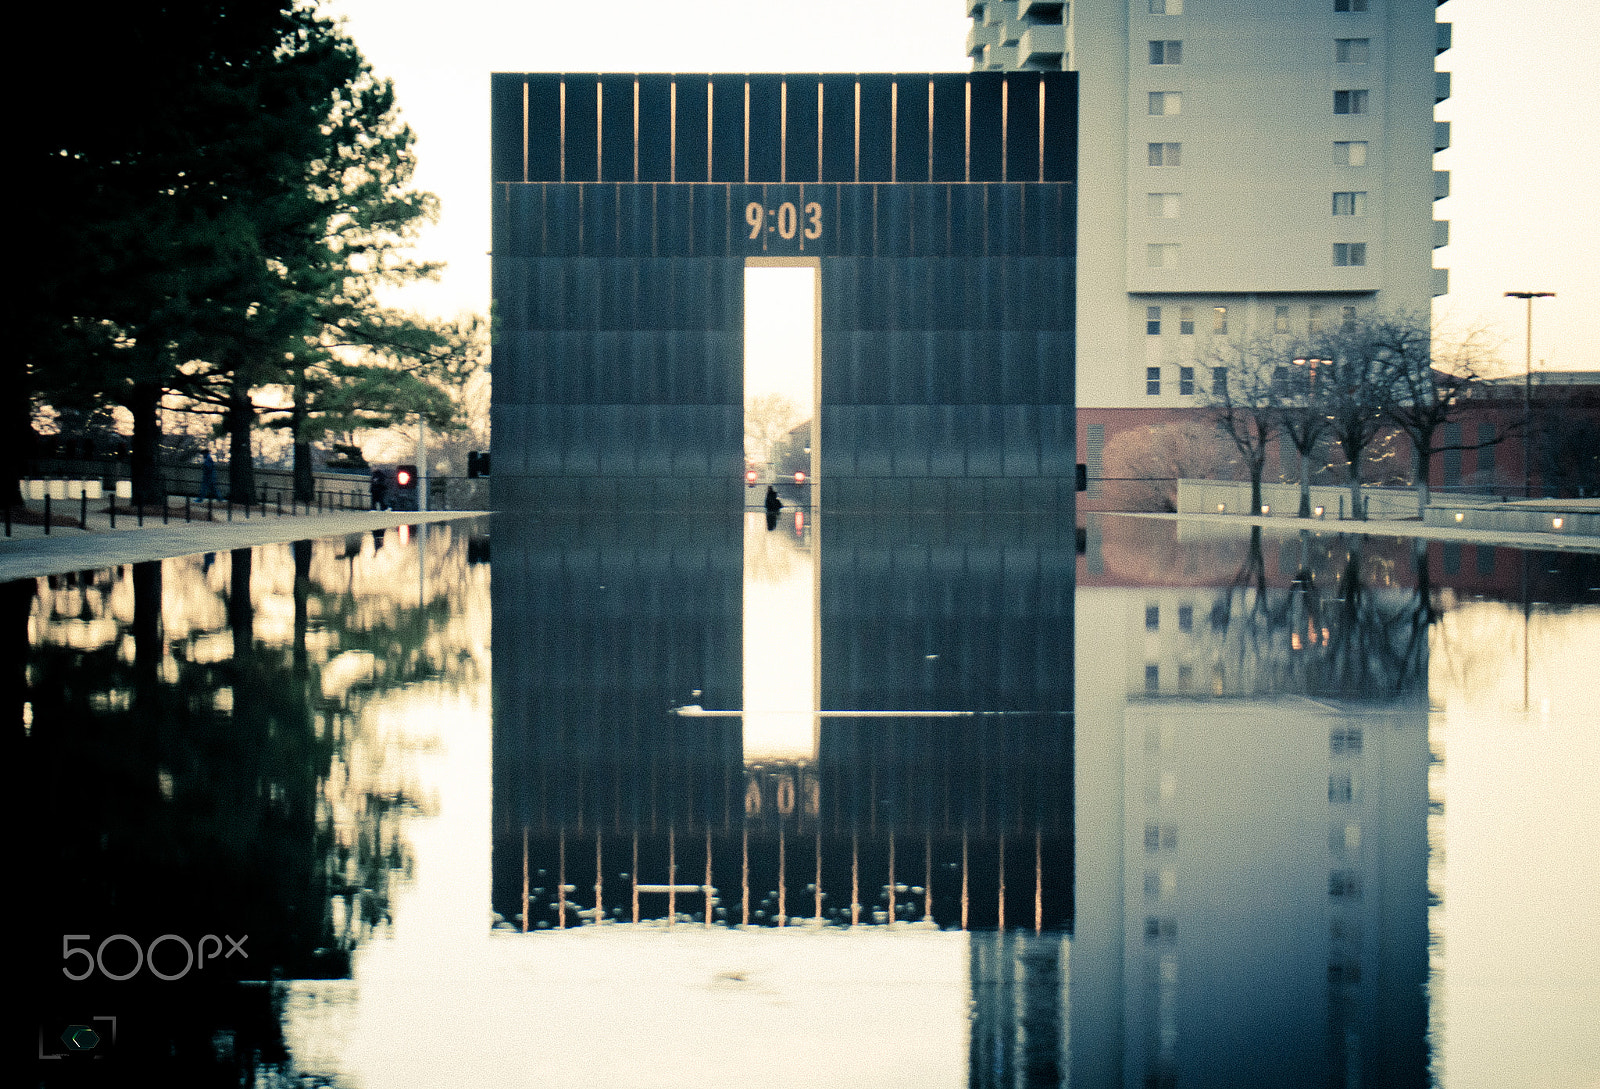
xmin=490 ymin=511 xmax=1076 ymax=931
xmin=1073 ymin=585 xmax=1429 ymax=1089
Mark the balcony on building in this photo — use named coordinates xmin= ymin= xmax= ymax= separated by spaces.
xmin=1018 ymin=25 xmax=1067 ymax=69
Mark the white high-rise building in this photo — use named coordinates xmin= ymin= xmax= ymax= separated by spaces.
xmin=967 ymin=0 xmax=1452 ymax=482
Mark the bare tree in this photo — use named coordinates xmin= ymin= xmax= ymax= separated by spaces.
xmin=745 ymin=393 xmax=802 ymax=475
xmin=1377 ymin=316 xmax=1497 ymax=514
xmin=1310 ymin=316 xmax=1396 ymax=520
xmin=1273 ymin=344 xmax=1333 ymax=518
xmin=1199 ymin=335 xmax=1282 ymax=515
xmin=1102 ymin=420 xmax=1239 ymax=511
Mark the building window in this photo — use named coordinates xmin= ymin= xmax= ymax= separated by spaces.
xmin=1335 ymin=0 xmax=1368 ymax=11
xmin=1147 ymin=243 xmax=1179 ymax=268
xmin=1148 ymin=192 xmax=1181 ymax=218
xmin=1273 ymin=305 xmax=1291 ymax=333
xmin=1149 ymin=0 xmax=1182 ymax=12
xmin=1148 ymin=91 xmax=1182 ymax=115
xmin=1333 ymin=242 xmax=1367 ymax=266
xmin=1330 ymin=726 xmax=1364 ymax=754
xmin=1147 ymin=305 xmax=1162 ymax=334
xmin=1149 ymin=40 xmax=1183 ymax=64
xmin=1212 ymin=306 xmax=1228 ymax=334
xmin=1332 ymin=191 xmax=1367 ymax=216
xmin=1179 ymin=366 xmax=1195 ymax=395
xmin=1334 ymin=90 xmax=1369 ymax=114
xmin=1147 ymin=366 xmax=1162 ymax=395
xmin=1148 ymin=141 xmax=1182 ymax=166
xmin=1308 ymin=304 xmax=1324 ymax=333
xmin=1145 ymin=604 xmax=1160 ymax=630
xmin=1144 ymin=664 xmax=1160 ymax=692
xmin=1211 ymin=367 xmax=1227 ymax=396
xmin=1341 ymin=305 xmax=1357 ymax=324
xmin=1272 ymin=365 xmax=1289 ymax=393
xmin=1335 ymin=37 xmax=1370 ymax=63
xmin=1177 ymin=604 xmax=1194 ymax=632
xmin=1334 ymin=140 xmax=1368 ymax=166
xmin=1179 ymin=306 xmax=1195 ymax=334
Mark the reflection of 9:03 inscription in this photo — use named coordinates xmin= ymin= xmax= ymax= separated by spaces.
xmin=745 ymin=201 xmax=822 ymax=242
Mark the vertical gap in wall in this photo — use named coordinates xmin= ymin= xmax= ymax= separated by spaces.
xmin=744 ymin=264 xmax=817 ymax=495
xmin=743 ymin=262 xmax=819 ymax=771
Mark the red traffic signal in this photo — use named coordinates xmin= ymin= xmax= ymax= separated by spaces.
xmin=395 ymin=465 xmax=417 ymax=487
xmin=793 ymin=471 xmax=806 ymax=484
xmin=745 ymin=469 xmax=758 ymax=485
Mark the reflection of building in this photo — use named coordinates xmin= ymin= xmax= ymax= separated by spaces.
xmin=490 ymin=511 xmax=1076 ymax=931
xmin=1071 ymin=524 xmax=1429 ymax=1087
xmin=965 ymin=2 xmax=1450 ymax=501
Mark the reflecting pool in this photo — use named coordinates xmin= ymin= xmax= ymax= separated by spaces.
xmin=16 ymin=514 xmax=1598 ymax=1087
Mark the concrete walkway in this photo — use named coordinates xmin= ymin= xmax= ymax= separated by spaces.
xmin=1119 ymin=510 xmax=1600 ymax=554
xmin=0 ymin=505 xmax=489 ymax=582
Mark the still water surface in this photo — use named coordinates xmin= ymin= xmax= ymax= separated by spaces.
xmin=16 ymin=515 xmax=1598 ymax=1087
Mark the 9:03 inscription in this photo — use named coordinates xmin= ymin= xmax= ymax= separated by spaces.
xmin=745 ymin=200 xmax=822 ymax=242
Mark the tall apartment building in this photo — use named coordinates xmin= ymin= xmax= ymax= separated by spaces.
xmin=967 ymin=0 xmax=1452 ymax=486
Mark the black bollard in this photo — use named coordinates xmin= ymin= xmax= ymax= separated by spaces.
xmin=109 ymin=498 xmax=116 ymax=529
xmin=44 ymin=492 xmax=51 ymax=535
xmin=137 ymin=502 xmax=143 ymax=527
xmin=80 ymin=492 xmax=88 ymax=530
xmin=186 ymin=497 xmax=192 ymax=522
xmin=227 ymin=500 xmax=233 ymax=522
xmin=163 ymin=496 xmax=169 ymax=524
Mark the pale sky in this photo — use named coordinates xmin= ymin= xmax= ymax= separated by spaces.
xmin=328 ymin=0 xmax=1597 ymax=375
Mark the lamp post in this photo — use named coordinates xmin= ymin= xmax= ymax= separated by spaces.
xmin=1504 ymin=291 xmax=1554 ymax=498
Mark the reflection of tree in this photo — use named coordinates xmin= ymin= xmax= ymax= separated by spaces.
xmin=744 ymin=512 xmax=811 ymax=585
xmin=18 ymin=522 xmax=486 ymax=1081
xmin=1199 ymin=530 xmax=1432 ymax=700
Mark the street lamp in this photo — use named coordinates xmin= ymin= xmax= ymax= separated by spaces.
xmin=1504 ymin=291 xmax=1554 ymax=498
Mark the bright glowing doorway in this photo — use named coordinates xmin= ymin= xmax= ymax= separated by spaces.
xmin=743 ymin=259 xmax=820 ymax=767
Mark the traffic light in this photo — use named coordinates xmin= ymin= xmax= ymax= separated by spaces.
xmin=467 ymin=451 xmax=491 ymax=478
xmin=393 ymin=464 xmax=419 ymax=510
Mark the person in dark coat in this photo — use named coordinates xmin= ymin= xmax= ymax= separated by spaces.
xmin=370 ymin=469 xmax=390 ymax=510
xmin=764 ymin=485 xmax=783 ymax=513
xmin=199 ymin=450 xmax=217 ymax=500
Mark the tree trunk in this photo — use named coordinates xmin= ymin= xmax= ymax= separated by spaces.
xmin=1413 ymin=440 xmax=1432 ymax=517
xmin=291 ymin=368 xmax=315 ymax=503
xmin=0 ymin=379 xmax=29 ymax=506
xmin=1250 ymin=465 xmax=1263 ymax=516
xmin=1345 ymin=442 xmax=1364 ymax=520
xmin=1298 ymin=449 xmax=1313 ymax=518
xmin=227 ymin=382 xmax=255 ymax=505
xmin=128 ymin=381 xmax=165 ymax=507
